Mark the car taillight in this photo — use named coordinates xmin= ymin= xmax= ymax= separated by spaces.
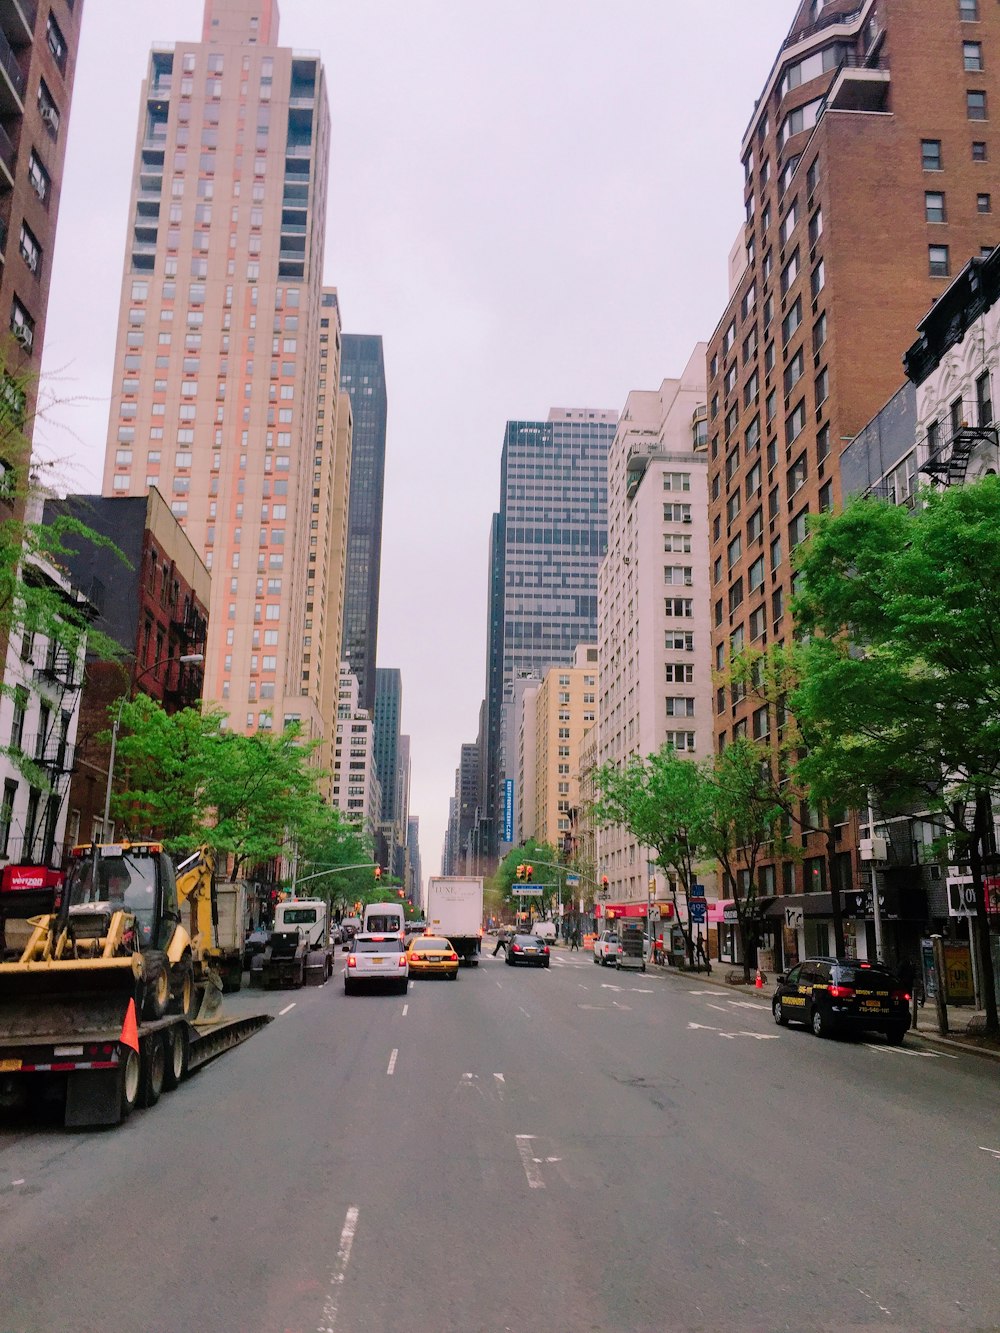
xmin=543 ymin=946 xmax=549 ymax=955
xmin=828 ymin=985 xmax=855 ymax=999
xmin=512 ymin=943 xmax=521 ymax=952
xmin=891 ymin=989 xmax=911 ymax=1002
xmin=347 ymin=956 xmax=357 ymax=968
xmin=450 ymin=953 xmax=459 ymax=962
xmin=399 ymin=954 xmax=407 ymax=967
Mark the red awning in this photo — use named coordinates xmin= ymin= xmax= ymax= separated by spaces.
xmin=1 ymin=865 xmax=63 ymax=893
xmin=600 ymin=902 xmax=648 ymax=919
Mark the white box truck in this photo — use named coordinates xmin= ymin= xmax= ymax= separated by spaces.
xmin=425 ymin=876 xmax=483 ymax=966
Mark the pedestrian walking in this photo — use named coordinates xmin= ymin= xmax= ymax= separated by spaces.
xmin=492 ymin=929 xmax=509 ymax=957
xmin=570 ymin=926 xmax=581 ymax=952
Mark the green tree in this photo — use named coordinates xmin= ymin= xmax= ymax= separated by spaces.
xmin=0 ymin=369 xmax=126 ymax=848
xmin=703 ymin=736 xmax=787 ymax=982
xmin=593 ymin=746 xmax=712 ymax=968
xmin=493 ymin=838 xmax=560 ymax=924
xmin=296 ymin=813 xmax=373 ymax=910
xmin=791 ymin=479 xmax=1000 ymax=1034
xmin=112 ymin=698 xmax=331 ymax=877
xmin=728 ymin=643 xmax=851 ymax=958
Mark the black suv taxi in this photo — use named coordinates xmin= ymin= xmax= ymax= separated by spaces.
xmin=772 ymin=957 xmax=911 ymax=1044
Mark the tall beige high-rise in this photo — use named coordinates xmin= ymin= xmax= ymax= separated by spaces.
xmin=101 ymin=0 xmax=334 ymax=744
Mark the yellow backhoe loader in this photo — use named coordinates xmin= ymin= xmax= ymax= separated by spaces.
xmin=0 ymin=843 xmax=269 ymax=1126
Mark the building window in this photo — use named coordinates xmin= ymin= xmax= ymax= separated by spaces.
xmin=929 ymin=245 xmax=950 ymax=277
xmin=959 ymin=0 xmax=979 ymax=19
xmin=0 ymin=780 xmax=17 ymax=856
xmin=921 ymin=139 xmax=942 ymax=171
xmin=46 ymin=12 xmax=68 ymax=71
xmin=815 ymin=366 xmax=829 ymax=407
xmin=964 ymin=41 xmax=984 ymax=71
xmin=925 ymin=191 xmax=946 ymax=223
xmin=785 ymin=400 xmax=806 ymax=446
xmin=967 ymin=90 xmax=987 ymax=120
xmin=977 ymin=370 xmax=993 ymax=426
xmin=972 ymin=140 xmax=988 ymax=161
xmin=978 ymin=193 xmax=991 ymax=213
xmin=781 ymin=299 xmax=802 ymax=346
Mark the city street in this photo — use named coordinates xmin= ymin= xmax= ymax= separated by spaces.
xmin=2 ymin=951 xmax=998 ymax=1333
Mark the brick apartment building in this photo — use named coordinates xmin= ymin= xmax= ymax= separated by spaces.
xmin=44 ymin=489 xmax=209 ymax=850
xmin=706 ymin=0 xmax=1000 ymax=965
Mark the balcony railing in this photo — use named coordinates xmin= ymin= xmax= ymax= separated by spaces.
xmin=0 ymin=22 xmax=25 ymax=99
xmin=783 ymin=4 xmax=865 ymax=51
xmin=0 ymin=122 xmax=13 ymax=181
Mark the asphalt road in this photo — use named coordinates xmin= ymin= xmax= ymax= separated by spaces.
xmin=2 ymin=949 xmax=999 ymax=1333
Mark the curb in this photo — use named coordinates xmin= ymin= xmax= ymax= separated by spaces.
xmin=907 ymin=1027 xmax=1000 ymax=1063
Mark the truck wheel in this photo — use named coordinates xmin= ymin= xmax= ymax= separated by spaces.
xmin=139 ymin=1034 xmax=166 ymax=1108
xmin=249 ymin=955 xmax=265 ymax=987
xmin=119 ymin=1046 xmax=141 ymax=1120
xmin=143 ymin=954 xmax=171 ymax=1021
xmin=162 ymin=1025 xmax=188 ymax=1091
xmin=173 ymin=958 xmax=198 ymax=1020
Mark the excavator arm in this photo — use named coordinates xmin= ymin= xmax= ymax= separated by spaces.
xmin=174 ymin=847 xmax=215 ymax=964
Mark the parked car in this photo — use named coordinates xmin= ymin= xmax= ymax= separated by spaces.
xmin=593 ymin=930 xmax=618 ymax=966
xmin=772 ymin=957 xmax=911 ymax=1043
xmin=506 ymin=934 xmax=550 ymax=968
xmin=340 ymin=917 xmax=362 ymax=948
xmin=344 ymin=932 xmax=409 ymax=995
xmin=406 ymin=935 xmax=460 ymax=979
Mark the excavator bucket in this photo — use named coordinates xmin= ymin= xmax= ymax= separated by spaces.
xmin=194 ymin=967 xmax=224 ymax=1023
xmin=0 ymin=957 xmax=139 ymax=1042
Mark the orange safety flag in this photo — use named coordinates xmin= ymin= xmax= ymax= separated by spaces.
xmin=119 ymin=998 xmax=140 ymax=1053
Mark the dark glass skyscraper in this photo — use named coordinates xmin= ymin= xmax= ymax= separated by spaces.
xmin=340 ymin=334 xmax=387 ymax=714
xmin=482 ymin=407 xmax=617 ymax=859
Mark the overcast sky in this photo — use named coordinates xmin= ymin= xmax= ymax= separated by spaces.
xmin=38 ymin=0 xmax=796 ymax=878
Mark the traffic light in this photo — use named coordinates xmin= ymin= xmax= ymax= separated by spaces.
xmin=397 ymin=888 xmax=405 ymax=899
xmin=374 ymin=865 xmax=382 ymax=882
xmin=515 ymin=864 xmax=525 ymax=882
xmin=601 ymin=875 xmax=610 ymax=890
xmin=525 ymin=865 xmax=533 ymax=882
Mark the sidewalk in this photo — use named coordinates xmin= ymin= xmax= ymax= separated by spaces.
xmin=644 ymin=957 xmax=1000 ymax=1062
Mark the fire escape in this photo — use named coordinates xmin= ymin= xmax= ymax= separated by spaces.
xmin=920 ymin=420 xmax=999 ymax=488
xmin=26 ymin=644 xmax=80 ymax=864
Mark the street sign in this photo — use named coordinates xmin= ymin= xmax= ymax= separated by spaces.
xmin=689 ymin=901 xmax=707 ymax=924
xmin=566 ymin=873 xmax=580 ymax=889
xmin=946 ymin=879 xmax=977 ymax=917
xmin=648 ymin=905 xmax=660 ymax=922
xmin=513 ymin=886 xmax=543 ymax=896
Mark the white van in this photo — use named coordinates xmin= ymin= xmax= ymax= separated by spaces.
xmin=362 ymin=901 xmax=406 ymax=939
xmin=531 ymin=920 xmax=557 ymax=944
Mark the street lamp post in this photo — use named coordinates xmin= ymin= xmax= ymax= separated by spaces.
xmin=101 ymin=652 xmax=204 ymax=840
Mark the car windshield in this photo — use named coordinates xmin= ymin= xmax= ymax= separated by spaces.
xmin=355 ymin=939 xmax=402 ymax=953
xmin=412 ymin=938 xmax=450 ymax=951
xmin=366 ymin=914 xmax=402 ymax=932
xmin=513 ymin=935 xmax=543 ymax=945
xmin=282 ymin=908 xmax=317 ymax=924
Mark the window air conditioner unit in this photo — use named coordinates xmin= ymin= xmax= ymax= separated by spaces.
xmin=12 ymin=322 xmax=33 ymax=350
xmin=682 ymin=514 xmax=692 ymax=523
xmin=40 ymin=105 xmax=59 ymax=131
xmin=22 ymin=249 xmax=37 ymax=273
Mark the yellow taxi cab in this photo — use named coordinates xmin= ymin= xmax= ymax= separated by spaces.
xmin=405 ymin=935 xmax=460 ymax=980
